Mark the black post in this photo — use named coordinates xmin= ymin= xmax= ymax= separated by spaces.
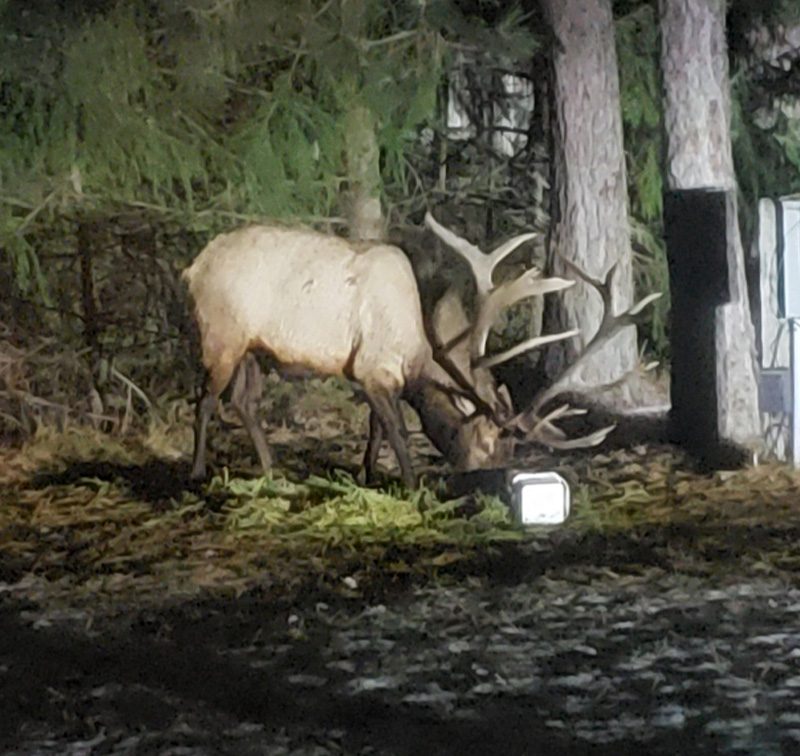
xmin=663 ymin=189 xmax=732 ymax=463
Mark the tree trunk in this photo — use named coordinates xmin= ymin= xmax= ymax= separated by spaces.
xmin=659 ymin=0 xmax=761 ymax=448
xmin=343 ymin=104 xmax=383 ymax=241
xmin=540 ymin=0 xmax=637 ymax=388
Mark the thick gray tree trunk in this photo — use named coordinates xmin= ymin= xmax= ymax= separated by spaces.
xmin=659 ymin=0 xmax=761 ymax=448
xmin=540 ymin=0 xmax=637 ymax=388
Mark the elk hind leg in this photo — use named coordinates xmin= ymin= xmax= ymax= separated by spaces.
xmin=230 ymin=353 xmax=273 ymax=475
xmin=191 ymin=343 xmax=244 ymax=481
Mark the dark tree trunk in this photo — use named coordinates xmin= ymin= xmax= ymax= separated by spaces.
xmin=540 ymin=0 xmax=637 ymax=388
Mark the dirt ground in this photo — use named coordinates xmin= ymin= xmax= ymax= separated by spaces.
xmin=2 ymin=415 xmax=800 ymax=755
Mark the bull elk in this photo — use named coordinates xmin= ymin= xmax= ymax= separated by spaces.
xmin=183 ymin=217 xmax=659 ymax=486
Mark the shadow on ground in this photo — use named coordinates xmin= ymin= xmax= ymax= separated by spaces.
xmin=32 ymin=459 xmax=194 ymax=503
xmin=0 ymin=592 xmax=724 ymax=756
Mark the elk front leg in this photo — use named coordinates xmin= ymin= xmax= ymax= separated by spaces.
xmin=365 ymin=388 xmax=416 ymax=489
xmin=191 ymin=387 xmax=218 ymax=481
xmin=363 ymin=409 xmax=384 ymax=485
xmin=230 ymin=354 xmax=273 ymax=475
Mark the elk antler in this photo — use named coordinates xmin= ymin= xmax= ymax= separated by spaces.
xmin=422 ymin=213 xmax=660 ymax=453
xmin=424 ymin=212 xmax=578 ymax=370
xmin=512 ymin=258 xmax=662 ymax=438
xmin=516 ymin=403 xmax=617 ymax=450
xmin=424 ymin=212 xmax=535 ymax=297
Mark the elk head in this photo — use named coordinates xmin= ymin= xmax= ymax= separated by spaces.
xmin=410 ymin=212 xmax=662 ymax=470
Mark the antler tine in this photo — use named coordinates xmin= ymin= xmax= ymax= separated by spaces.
xmin=425 ymin=212 xmax=537 ymax=296
xmin=477 ymin=328 xmax=580 ymax=370
xmin=558 ymin=254 xmax=619 ymax=302
xmin=537 ymin=423 xmax=617 ymax=450
xmin=522 ymin=403 xmax=577 ymax=439
xmin=518 ymin=404 xmax=590 ymax=432
xmin=486 ymin=232 xmax=539 ymax=275
xmin=424 ymin=212 xmax=493 ymax=296
xmin=470 ymin=271 xmax=576 ymax=360
xmin=576 ymin=259 xmax=615 ymax=318
xmin=629 ymin=292 xmax=663 ymax=316
xmin=516 ymin=403 xmax=616 ymax=450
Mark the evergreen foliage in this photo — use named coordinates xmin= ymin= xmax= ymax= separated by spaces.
xmin=615 ymin=1 xmax=669 ymax=358
xmin=8 ymin=0 xmax=800 ymax=390
xmin=0 ymin=0 xmax=458 ymax=301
